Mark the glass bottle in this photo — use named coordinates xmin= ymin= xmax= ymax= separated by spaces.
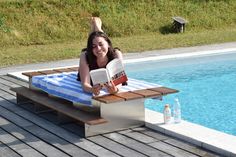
xmin=173 ymin=98 xmax=181 ymax=123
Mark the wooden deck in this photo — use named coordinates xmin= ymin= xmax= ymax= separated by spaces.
xmin=0 ymin=74 xmax=221 ymax=157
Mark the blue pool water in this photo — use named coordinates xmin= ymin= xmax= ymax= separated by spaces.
xmin=126 ymin=52 xmax=236 ymax=136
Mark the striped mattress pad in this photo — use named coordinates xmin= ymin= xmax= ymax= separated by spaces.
xmin=31 ymin=72 xmax=162 ymax=106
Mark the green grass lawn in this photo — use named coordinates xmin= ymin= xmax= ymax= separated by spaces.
xmin=0 ymin=0 xmax=236 ymax=67
xmin=1 ymin=27 xmax=236 ymax=68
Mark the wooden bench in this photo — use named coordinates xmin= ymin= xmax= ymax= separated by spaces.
xmin=172 ymin=16 xmax=187 ymax=33
xmin=12 ymin=67 xmax=179 ymax=137
xmin=11 ymin=86 xmax=107 ymax=125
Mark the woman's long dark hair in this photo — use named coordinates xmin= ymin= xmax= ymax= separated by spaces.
xmin=86 ymin=31 xmax=117 ymax=70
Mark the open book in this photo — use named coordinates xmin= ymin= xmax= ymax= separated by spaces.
xmin=90 ymin=58 xmax=128 ymax=86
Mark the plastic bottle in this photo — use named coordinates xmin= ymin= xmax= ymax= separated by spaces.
xmin=173 ymin=98 xmax=181 ymax=123
xmin=163 ymin=104 xmax=171 ymax=124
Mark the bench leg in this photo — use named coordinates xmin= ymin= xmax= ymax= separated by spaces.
xmin=16 ymin=93 xmax=31 ymax=105
xmin=84 ymin=99 xmax=145 ymax=137
xmin=57 ymin=112 xmax=76 ymax=125
xmin=34 ymin=103 xmax=53 ymax=114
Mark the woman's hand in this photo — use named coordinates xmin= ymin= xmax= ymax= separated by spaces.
xmin=104 ymin=81 xmax=119 ymax=94
xmin=92 ymin=84 xmax=102 ymax=96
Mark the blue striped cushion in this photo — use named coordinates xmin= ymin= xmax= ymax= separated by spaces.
xmin=32 ymin=72 xmax=162 ymax=106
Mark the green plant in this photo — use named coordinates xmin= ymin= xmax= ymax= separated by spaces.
xmin=0 ymin=15 xmax=10 ymax=33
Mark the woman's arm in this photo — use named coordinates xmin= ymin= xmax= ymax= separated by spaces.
xmin=79 ymin=52 xmax=102 ymax=95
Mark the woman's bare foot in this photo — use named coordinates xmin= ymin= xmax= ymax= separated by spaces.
xmin=90 ymin=17 xmax=103 ymax=32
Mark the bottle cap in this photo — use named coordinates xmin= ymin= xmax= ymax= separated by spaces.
xmin=164 ymin=104 xmax=170 ymax=108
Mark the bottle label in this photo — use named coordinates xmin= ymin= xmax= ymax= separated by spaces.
xmin=164 ymin=109 xmax=171 ymax=124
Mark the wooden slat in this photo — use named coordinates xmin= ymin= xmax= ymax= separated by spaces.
xmin=0 ymin=116 xmax=69 ymax=157
xmin=0 ymin=97 xmax=118 ymax=157
xmin=149 ymin=141 xmax=199 ymax=157
xmin=132 ymin=127 xmax=169 ymax=141
xmin=1 ymin=75 xmax=28 ymax=87
xmin=104 ymin=132 xmax=169 ymax=157
xmin=164 ymin=138 xmax=219 ymax=157
xmin=0 ymin=104 xmax=94 ymax=157
xmin=11 ymin=87 xmax=107 ymax=125
xmin=0 ymin=82 xmax=17 ymax=96
xmin=39 ymin=70 xmax=59 ymax=75
xmin=131 ymin=89 xmax=162 ymax=98
xmin=0 ymin=141 xmax=21 ymax=157
xmin=22 ymin=71 xmax=43 ymax=77
xmin=93 ymin=94 xmax=125 ymax=103
xmin=68 ymin=66 xmax=79 ymax=71
xmin=22 ymin=66 xmax=79 ymax=77
xmin=88 ymin=135 xmax=148 ymax=157
xmin=53 ymin=68 xmax=75 ymax=73
xmin=115 ymin=91 xmax=143 ymax=100
xmin=0 ymin=128 xmax=44 ymax=157
xmin=149 ymin=87 xmax=179 ymax=95
xmin=118 ymin=129 xmax=158 ymax=144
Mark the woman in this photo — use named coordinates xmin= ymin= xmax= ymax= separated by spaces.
xmin=78 ymin=17 xmax=123 ymax=96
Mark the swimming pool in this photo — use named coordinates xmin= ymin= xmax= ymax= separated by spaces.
xmin=126 ymin=52 xmax=236 ymax=136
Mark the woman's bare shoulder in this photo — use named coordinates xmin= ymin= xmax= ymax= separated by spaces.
xmin=79 ymin=51 xmax=88 ymax=65
xmin=80 ymin=51 xmax=86 ymax=58
xmin=114 ymin=48 xmax=123 ymax=59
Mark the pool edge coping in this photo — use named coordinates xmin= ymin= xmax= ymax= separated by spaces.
xmin=145 ymin=108 xmax=236 ymax=157
xmin=124 ymin=48 xmax=236 ymax=63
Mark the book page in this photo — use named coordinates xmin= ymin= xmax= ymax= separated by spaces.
xmin=90 ymin=68 xmax=110 ymax=85
xmin=106 ymin=58 xmax=128 ymax=86
xmin=106 ymin=58 xmax=123 ymax=77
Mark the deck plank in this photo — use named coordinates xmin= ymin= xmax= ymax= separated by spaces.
xmin=25 ymin=125 xmax=94 ymax=157
xmin=0 ymin=75 xmax=28 ymax=87
xmin=0 ymin=103 xmax=94 ymax=157
xmin=0 ymin=141 xmax=21 ymax=157
xmin=134 ymin=127 xmax=220 ymax=157
xmin=104 ymin=132 xmax=171 ymax=157
xmin=0 ymin=82 xmax=17 ymax=96
xmin=0 ymin=98 xmax=120 ymax=157
xmin=0 ymin=93 xmax=16 ymax=104
xmin=118 ymin=129 xmax=158 ymax=144
xmin=149 ymin=141 xmax=199 ymax=157
xmin=119 ymin=129 xmax=199 ymax=157
xmin=56 ymin=123 xmax=122 ymax=157
xmin=0 ymin=128 xmax=44 ymax=157
xmin=0 ymin=104 xmax=33 ymax=128
xmin=131 ymin=127 xmax=169 ymax=141
xmin=88 ymin=135 xmax=148 ymax=157
xmin=0 ymin=116 xmax=70 ymax=157
xmin=164 ymin=138 xmax=221 ymax=157
xmin=0 ymin=77 xmax=20 ymax=88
